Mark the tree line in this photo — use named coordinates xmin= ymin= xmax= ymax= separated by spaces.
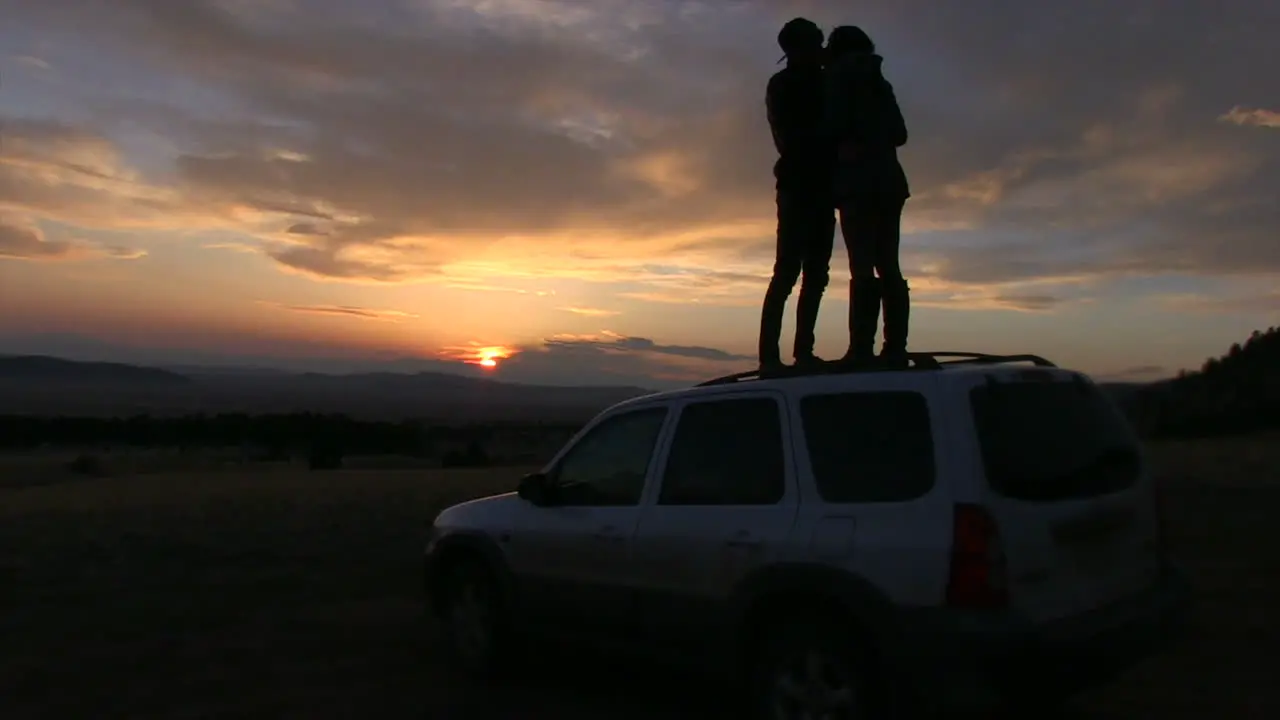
xmin=0 ymin=413 xmax=582 ymax=469
xmin=1131 ymin=326 xmax=1280 ymax=439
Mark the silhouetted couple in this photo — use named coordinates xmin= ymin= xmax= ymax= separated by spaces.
xmin=759 ymin=18 xmax=911 ymax=370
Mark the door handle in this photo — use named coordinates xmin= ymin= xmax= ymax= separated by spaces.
xmin=724 ymin=530 xmax=761 ymax=550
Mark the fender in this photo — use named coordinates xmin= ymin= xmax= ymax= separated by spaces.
xmin=727 ymin=562 xmax=904 ymax=655
xmin=424 ymin=530 xmax=516 ymax=613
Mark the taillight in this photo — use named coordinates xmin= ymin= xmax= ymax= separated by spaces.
xmin=946 ymin=503 xmax=1009 ymax=609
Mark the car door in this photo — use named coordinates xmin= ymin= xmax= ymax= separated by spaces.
xmin=506 ymin=404 xmax=671 ymax=641
xmin=629 ymin=391 xmax=799 ymax=659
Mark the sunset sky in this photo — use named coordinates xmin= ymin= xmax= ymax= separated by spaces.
xmin=2 ymin=0 xmax=1277 ymax=388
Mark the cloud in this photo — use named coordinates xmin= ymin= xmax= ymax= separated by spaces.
xmin=918 ymin=291 xmax=1066 ymax=313
xmin=1219 ymin=106 xmax=1280 ymax=129
xmin=260 ymin=301 xmax=420 ymax=322
xmin=202 ymin=241 xmax=260 ymax=254
xmin=490 ymin=329 xmax=751 ymax=387
xmin=558 ymin=306 xmax=621 ymax=317
xmin=433 ymin=330 xmax=753 ymax=386
xmin=0 ymin=217 xmax=144 ymax=261
xmin=542 ymin=330 xmax=752 ymax=362
xmin=1156 ymin=291 xmax=1280 ymax=315
xmin=285 ymin=222 xmax=330 ymax=236
xmin=1099 ymin=365 xmax=1169 ymax=382
xmin=13 ymin=55 xmax=52 ymax=71
xmin=0 ymin=116 xmax=217 ymax=232
xmin=2 ymin=0 xmax=1277 ymax=306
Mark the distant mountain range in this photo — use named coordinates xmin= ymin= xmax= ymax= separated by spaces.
xmin=0 ymin=350 xmax=1156 ymax=423
xmin=0 ymin=355 xmax=192 ymax=386
xmin=5 ymin=323 xmax=1277 ymax=438
xmin=0 ymin=354 xmax=655 ymax=422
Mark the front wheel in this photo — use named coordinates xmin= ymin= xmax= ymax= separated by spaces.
xmin=437 ymin=560 xmax=508 ymax=678
xmin=750 ymin=616 xmax=882 ymax=720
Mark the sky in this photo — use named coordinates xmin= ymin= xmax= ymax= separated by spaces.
xmin=1 ymin=0 xmax=1277 ymax=388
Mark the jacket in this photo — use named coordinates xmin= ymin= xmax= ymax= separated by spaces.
xmin=825 ymin=53 xmax=910 ymax=201
xmin=766 ymin=63 xmax=834 ymax=194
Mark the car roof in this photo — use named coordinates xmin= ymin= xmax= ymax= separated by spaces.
xmin=610 ymin=352 xmax=1084 ymax=410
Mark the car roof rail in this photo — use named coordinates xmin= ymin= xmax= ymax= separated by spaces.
xmin=920 ymin=352 xmax=1057 ymax=368
xmin=695 ymin=351 xmax=1057 ymax=387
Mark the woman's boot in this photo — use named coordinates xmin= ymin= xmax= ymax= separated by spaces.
xmin=879 ymin=277 xmax=910 ymax=366
xmin=841 ymin=277 xmax=881 ymax=364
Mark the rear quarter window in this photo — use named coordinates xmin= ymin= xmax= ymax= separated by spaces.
xmin=799 ymin=391 xmax=936 ymax=503
xmin=970 ymin=377 xmax=1142 ymax=502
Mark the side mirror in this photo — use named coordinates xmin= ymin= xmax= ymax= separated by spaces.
xmin=517 ymin=472 xmax=554 ymax=506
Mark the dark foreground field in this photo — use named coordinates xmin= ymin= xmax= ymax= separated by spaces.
xmin=2 ymin=434 xmax=1278 ymax=719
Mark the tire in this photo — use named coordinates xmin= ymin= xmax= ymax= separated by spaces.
xmin=436 ymin=559 xmax=509 ymax=679
xmin=749 ymin=614 xmax=883 ymax=720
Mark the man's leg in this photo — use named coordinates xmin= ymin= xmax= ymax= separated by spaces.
xmin=792 ymin=198 xmax=835 ymax=363
xmin=759 ymin=191 xmax=805 ymax=368
xmin=838 ymin=201 xmax=881 ymax=363
xmin=871 ymin=197 xmax=910 ymax=362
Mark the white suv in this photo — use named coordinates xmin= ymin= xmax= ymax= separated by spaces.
xmin=424 ymin=352 xmax=1191 ymax=719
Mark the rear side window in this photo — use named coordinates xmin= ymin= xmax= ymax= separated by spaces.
xmin=658 ymin=397 xmax=786 ymax=506
xmin=970 ymin=378 xmax=1141 ymax=502
xmin=799 ymin=392 xmax=936 ymax=503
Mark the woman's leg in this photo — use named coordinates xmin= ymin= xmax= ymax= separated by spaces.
xmin=870 ymin=197 xmax=909 ymax=360
xmin=838 ymin=203 xmax=882 ymax=362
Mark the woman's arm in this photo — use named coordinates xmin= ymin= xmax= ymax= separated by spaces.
xmin=823 ymin=62 xmax=854 ymax=144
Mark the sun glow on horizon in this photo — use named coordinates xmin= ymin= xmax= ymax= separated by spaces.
xmin=440 ymin=343 xmax=515 ymax=369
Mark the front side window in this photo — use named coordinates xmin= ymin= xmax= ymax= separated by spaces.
xmin=552 ymin=407 xmax=667 ymax=506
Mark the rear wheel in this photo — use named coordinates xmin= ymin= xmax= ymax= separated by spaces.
xmin=750 ymin=615 xmax=882 ymax=720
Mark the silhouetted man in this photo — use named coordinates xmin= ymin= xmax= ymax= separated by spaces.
xmin=758 ymin=17 xmax=836 ymax=370
xmin=826 ymin=25 xmax=911 ymax=365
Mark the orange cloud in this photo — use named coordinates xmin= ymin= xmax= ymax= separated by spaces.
xmin=4 ymin=0 xmax=1279 ymax=311
xmin=1219 ymin=106 xmax=1280 ymax=129
xmin=0 ymin=217 xmax=144 ymax=261
xmin=258 ymin=301 xmax=420 ymax=322
xmin=558 ymin=306 xmax=620 ymax=317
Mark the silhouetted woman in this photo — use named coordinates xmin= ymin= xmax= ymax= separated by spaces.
xmin=825 ymin=26 xmax=911 ymax=365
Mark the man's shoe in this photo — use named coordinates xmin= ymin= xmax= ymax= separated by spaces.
xmin=759 ymin=356 xmax=787 ymax=375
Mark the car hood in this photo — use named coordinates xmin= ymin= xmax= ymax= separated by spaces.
xmin=432 ymin=492 xmax=523 ymax=532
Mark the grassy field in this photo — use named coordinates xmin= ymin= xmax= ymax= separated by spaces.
xmin=1 ymin=434 xmax=1277 ymax=718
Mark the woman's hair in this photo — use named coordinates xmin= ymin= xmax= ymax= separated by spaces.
xmin=827 ymin=25 xmax=875 ymax=57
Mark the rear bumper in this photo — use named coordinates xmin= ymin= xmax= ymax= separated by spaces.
xmin=895 ymin=564 xmax=1193 ymax=713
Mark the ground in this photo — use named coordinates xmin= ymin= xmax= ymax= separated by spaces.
xmin=1 ymin=434 xmax=1277 ymax=718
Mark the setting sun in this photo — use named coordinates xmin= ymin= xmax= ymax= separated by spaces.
xmin=437 ymin=343 xmax=516 ymax=369
xmin=475 ymin=346 xmax=511 ymax=369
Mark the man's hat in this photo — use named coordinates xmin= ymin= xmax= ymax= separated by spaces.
xmin=777 ymin=17 xmax=823 ymax=63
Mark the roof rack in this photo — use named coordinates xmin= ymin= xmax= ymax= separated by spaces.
xmin=696 ymin=351 xmax=1056 ymax=387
